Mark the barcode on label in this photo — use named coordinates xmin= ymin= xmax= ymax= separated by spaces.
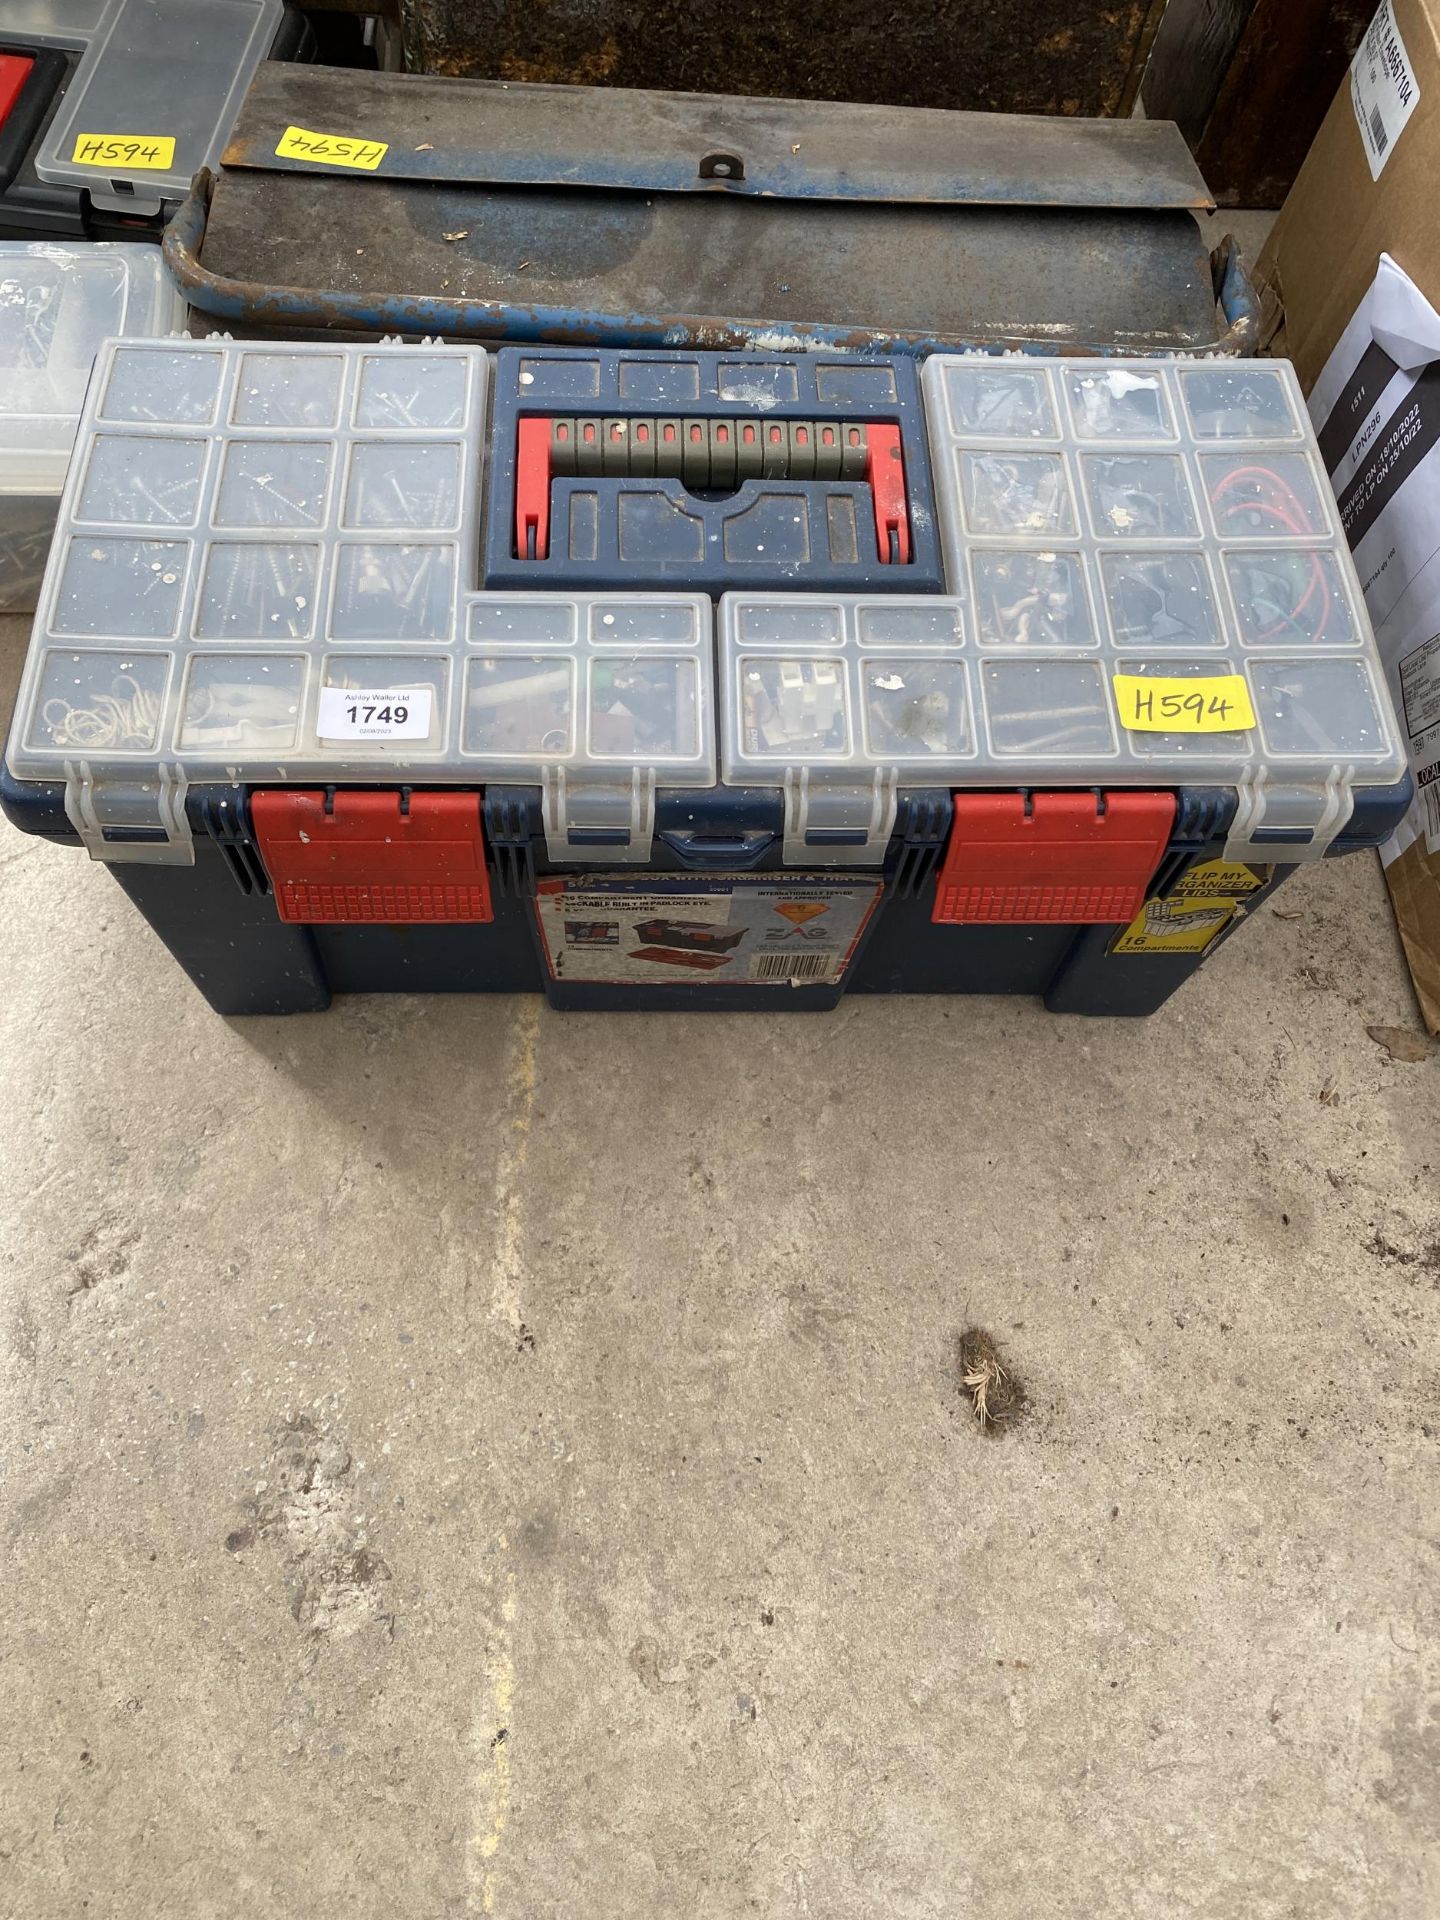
xmin=1424 ymin=780 xmax=1440 ymax=852
xmin=750 ymin=951 xmax=836 ymax=982
xmin=1351 ymin=1 xmax=1420 ymax=179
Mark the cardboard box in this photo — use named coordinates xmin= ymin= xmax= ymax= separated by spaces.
xmin=1257 ymin=1 xmax=1440 ymax=1031
xmin=1255 ymin=0 xmax=1438 ymax=391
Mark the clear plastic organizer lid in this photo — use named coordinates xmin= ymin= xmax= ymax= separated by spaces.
xmin=462 ymin=593 xmax=715 ymax=784
xmin=4 ymin=335 xmax=504 ymax=787
xmin=718 ymin=591 xmax=1407 ymax=791
xmin=907 ymin=353 xmax=1406 ymax=798
xmin=0 ymin=243 xmax=186 ymax=489
xmin=33 ymin=0 xmax=283 ymax=212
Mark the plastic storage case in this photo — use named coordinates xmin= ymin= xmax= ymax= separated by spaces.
xmin=0 ymin=345 xmax=1416 ymax=1018
xmin=0 ymin=240 xmax=187 ymax=612
xmin=18 ymin=0 xmax=282 ymax=217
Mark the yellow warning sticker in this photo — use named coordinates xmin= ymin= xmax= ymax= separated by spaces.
xmin=71 ymin=134 xmax=176 ymax=171
xmin=275 ymin=126 xmax=389 ymax=171
xmin=1113 ymin=673 xmax=1257 ymax=733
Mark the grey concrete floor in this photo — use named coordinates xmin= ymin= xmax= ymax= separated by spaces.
xmin=2 ymin=539 xmax=1440 ymax=1920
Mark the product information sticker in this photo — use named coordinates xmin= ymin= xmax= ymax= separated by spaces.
xmin=1110 ymin=858 xmax=1269 ymax=957
xmin=1351 ymin=0 xmax=1420 ymax=180
xmin=534 ymin=874 xmax=883 ymax=985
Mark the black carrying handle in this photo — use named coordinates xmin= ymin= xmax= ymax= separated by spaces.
xmin=656 ymin=827 xmax=778 ymax=870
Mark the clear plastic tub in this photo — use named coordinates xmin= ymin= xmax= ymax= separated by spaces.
xmin=0 ymin=241 xmax=187 ymax=612
xmin=936 ymin=363 xmax=1058 ymax=441
xmin=1082 ymin=453 xmax=1199 ymax=540
xmin=971 ymin=550 xmax=1096 ymax=648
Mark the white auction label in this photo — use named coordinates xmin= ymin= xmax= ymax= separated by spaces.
xmin=1351 ymin=0 xmax=1421 ymax=180
xmin=317 ymin=686 xmax=433 ymax=741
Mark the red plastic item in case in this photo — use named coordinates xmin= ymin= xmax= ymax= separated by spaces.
xmin=515 ymin=415 xmax=553 ymax=560
xmin=933 ymin=791 xmax=1175 ymax=925
xmin=252 ymin=790 xmax=494 ymax=925
xmin=0 ymin=54 xmax=34 ymax=129
xmin=863 ymin=423 xmax=910 ymax=563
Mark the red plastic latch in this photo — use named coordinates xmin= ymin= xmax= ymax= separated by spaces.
xmin=932 ymin=792 xmax=1175 ymax=925
xmin=516 ymin=416 xmax=552 ymax=559
xmin=252 ymin=790 xmax=494 ymax=925
xmin=0 ymin=53 xmax=34 ymax=128
xmin=864 ymin=423 xmax=910 ymax=564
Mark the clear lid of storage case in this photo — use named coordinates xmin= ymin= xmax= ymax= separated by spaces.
xmin=903 ymin=354 xmax=1406 ymax=828
xmin=7 ymin=338 xmax=489 ymax=796
xmin=5 ymin=337 xmax=717 ymax=826
xmin=32 ymin=0 xmax=283 ymax=214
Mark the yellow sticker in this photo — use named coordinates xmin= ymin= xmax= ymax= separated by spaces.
xmin=1113 ymin=673 xmax=1257 ymax=733
xmin=1169 ymin=858 xmax=1269 ymax=900
xmin=71 ymin=134 xmax=176 ymax=171
xmin=275 ymin=125 xmax=389 ymax=171
xmin=1111 ymin=895 xmax=1238 ymax=955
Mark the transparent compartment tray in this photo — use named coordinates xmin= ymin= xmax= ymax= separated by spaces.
xmin=909 ymin=354 xmax=1406 ymax=790
xmin=0 ymin=242 xmax=188 ymax=614
xmin=718 ymin=591 xmax=1406 ymax=787
xmin=462 ymin=594 xmax=715 ymax=782
xmin=32 ymin=0 xmax=283 ymax=213
xmin=6 ymin=337 xmax=497 ymax=784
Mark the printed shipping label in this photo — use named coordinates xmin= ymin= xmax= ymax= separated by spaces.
xmin=1397 ymin=635 xmax=1440 ymax=852
xmin=1398 ymin=632 xmax=1440 ymax=742
xmin=1351 ymin=0 xmax=1420 ymax=181
xmin=317 ymin=686 xmax=433 ymax=741
xmin=534 ymin=874 xmax=883 ymax=986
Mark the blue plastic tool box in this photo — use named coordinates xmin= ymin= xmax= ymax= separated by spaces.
xmin=0 ymin=338 xmax=1413 ymax=1016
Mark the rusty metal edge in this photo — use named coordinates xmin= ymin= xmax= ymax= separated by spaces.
xmin=223 ymin=65 xmax=1215 ymax=212
xmin=165 ymin=170 xmax=1258 ymax=358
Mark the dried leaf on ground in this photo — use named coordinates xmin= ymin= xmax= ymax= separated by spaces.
xmin=1366 ymin=1024 xmax=1434 ymax=1063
